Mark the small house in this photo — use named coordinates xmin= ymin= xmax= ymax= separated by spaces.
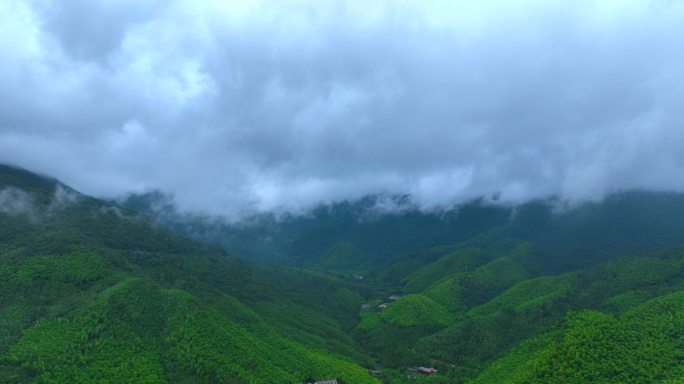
xmin=315 ymin=381 xmax=338 ymax=384
xmin=378 ymin=303 xmax=388 ymax=309
xmin=361 ymin=304 xmax=371 ymax=310
xmin=417 ymin=366 xmax=437 ymax=376
xmin=389 ymin=295 xmax=402 ymax=301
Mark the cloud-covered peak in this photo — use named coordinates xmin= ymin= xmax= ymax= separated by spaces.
xmin=1 ymin=0 xmax=684 ymax=219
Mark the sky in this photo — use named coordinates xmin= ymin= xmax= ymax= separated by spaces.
xmin=1 ymin=0 xmax=684 ymax=219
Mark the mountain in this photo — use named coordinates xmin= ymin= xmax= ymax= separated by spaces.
xmin=120 ymin=190 xmax=684 ymax=275
xmin=4 ymin=163 xmax=684 ymax=383
xmin=117 ymin=192 xmax=514 ymax=269
xmin=471 ymin=289 xmax=684 ymax=383
xmin=121 ymin=187 xmax=684 ymax=383
xmin=0 ymin=164 xmax=378 ymax=383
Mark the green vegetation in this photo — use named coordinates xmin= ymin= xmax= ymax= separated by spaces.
xmin=352 ymin=295 xmax=453 ymax=368
xmin=466 ymin=274 xmax=573 ymax=317
xmin=6 ymin=164 xmax=684 ymax=383
xmin=0 ymin=165 xmax=377 ymax=383
xmin=411 ymin=248 xmax=684 ymax=382
xmin=422 ymin=244 xmax=532 ymax=313
xmin=380 ymin=295 xmax=452 ymax=328
xmin=5 ymin=278 xmax=376 ymax=383
xmin=403 ymin=247 xmax=492 ymax=293
xmin=472 ymin=292 xmax=684 ymax=383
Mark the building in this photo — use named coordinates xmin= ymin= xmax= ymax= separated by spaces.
xmin=315 ymin=381 xmax=338 ymax=384
xmin=378 ymin=303 xmax=388 ymax=309
xmin=388 ymin=294 xmax=402 ymax=301
xmin=361 ymin=304 xmax=371 ymax=310
xmin=417 ymin=367 xmax=437 ymax=376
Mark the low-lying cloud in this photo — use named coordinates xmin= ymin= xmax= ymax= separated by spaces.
xmin=0 ymin=184 xmax=83 ymax=222
xmin=1 ymin=0 xmax=684 ymax=219
xmin=0 ymin=187 xmax=36 ymax=217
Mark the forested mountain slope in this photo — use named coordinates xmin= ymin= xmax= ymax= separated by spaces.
xmin=5 ymin=164 xmax=684 ymax=383
xmin=0 ymin=164 xmax=377 ymax=383
xmin=125 ymin=187 xmax=684 ymax=383
xmin=121 ymin=190 xmax=684 ymax=277
xmin=471 ymin=290 xmax=684 ymax=384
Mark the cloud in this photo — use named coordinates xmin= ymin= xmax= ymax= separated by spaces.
xmin=0 ymin=184 xmax=84 ymax=221
xmin=0 ymin=187 xmax=37 ymax=217
xmin=1 ymin=0 xmax=684 ymax=219
xmin=48 ymin=184 xmax=82 ymax=212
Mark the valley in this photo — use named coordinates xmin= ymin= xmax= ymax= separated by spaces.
xmin=2 ymin=164 xmax=684 ymax=383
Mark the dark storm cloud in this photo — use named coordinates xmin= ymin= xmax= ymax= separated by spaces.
xmin=1 ymin=0 xmax=684 ymax=218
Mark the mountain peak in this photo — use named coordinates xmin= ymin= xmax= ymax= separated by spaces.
xmin=0 ymin=163 xmax=61 ymax=194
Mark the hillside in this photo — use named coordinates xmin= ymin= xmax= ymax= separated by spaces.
xmin=471 ymin=291 xmax=684 ymax=383
xmin=125 ymin=189 xmax=684 ymax=382
xmin=0 ymin=165 xmax=377 ymax=383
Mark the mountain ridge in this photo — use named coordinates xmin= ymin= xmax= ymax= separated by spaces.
xmin=4 ymin=163 xmax=684 ymax=383
xmin=0 ymin=164 xmax=379 ymax=383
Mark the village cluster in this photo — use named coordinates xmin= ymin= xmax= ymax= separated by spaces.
xmin=361 ymin=294 xmax=403 ymax=311
xmin=304 ymin=365 xmax=437 ymax=384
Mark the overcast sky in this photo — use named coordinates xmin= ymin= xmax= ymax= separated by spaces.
xmin=1 ymin=0 xmax=684 ymax=218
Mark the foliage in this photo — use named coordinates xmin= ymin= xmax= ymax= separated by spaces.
xmin=7 ymin=165 xmax=684 ymax=384
xmin=472 ymin=291 xmax=684 ymax=383
xmin=418 ymin=249 xmax=684 ymax=382
xmin=423 ymin=244 xmax=532 ymax=313
xmin=0 ymin=165 xmax=378 ymax=384
xmin=380 ymin=295 xmax=452 ymax=328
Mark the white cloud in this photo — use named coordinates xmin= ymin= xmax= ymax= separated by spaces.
xmin=1 ymin=0 xmax=684 ymax=218
xmin=0 ymin=187 xmax=36 ymax=217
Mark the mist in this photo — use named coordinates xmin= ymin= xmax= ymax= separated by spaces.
xmin=1 ymin=0 xmax=684 ymax=219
